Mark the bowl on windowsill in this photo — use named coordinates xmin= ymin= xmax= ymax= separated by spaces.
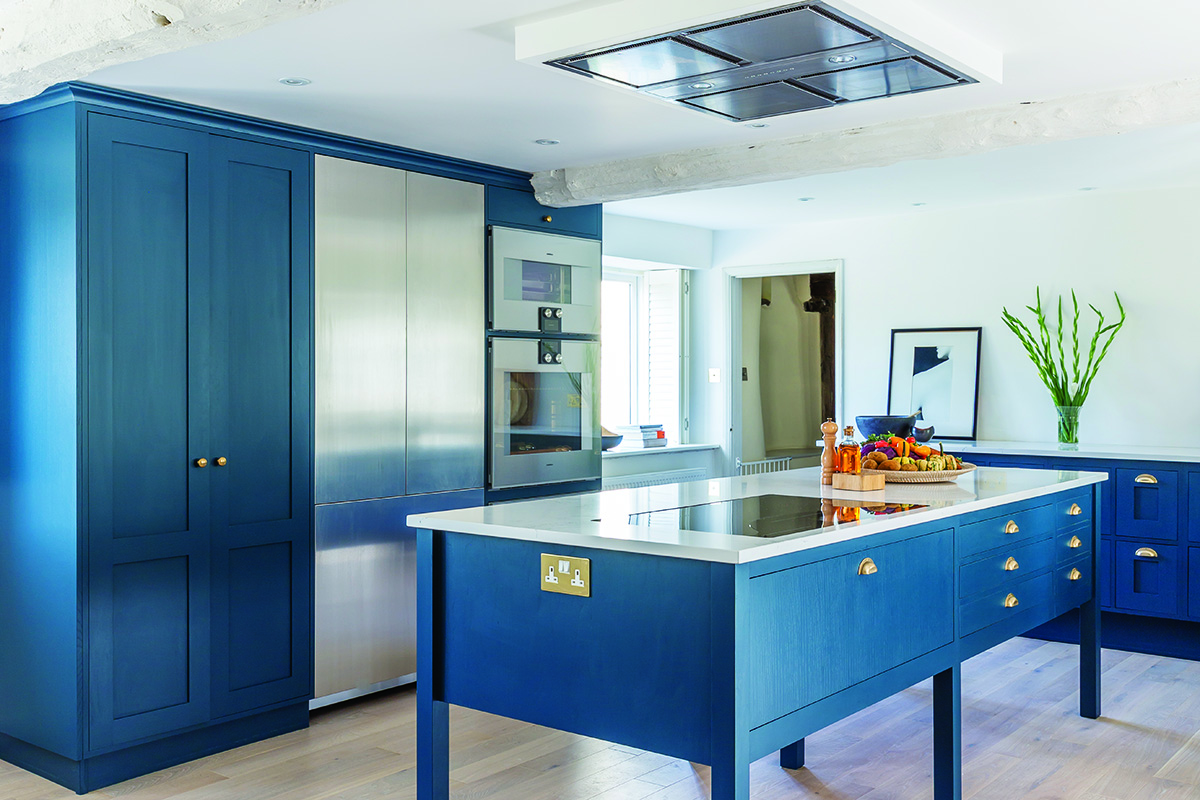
xmin=601 ymin=427 xmax=624 ymax=451
xmin=855 ymin=414 xmax=918 ymax=440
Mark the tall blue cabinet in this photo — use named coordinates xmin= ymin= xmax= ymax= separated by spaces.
xmin=1 ymin=96 xmax=312 ymax=791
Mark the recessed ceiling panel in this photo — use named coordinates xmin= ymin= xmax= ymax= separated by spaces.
xmin=798 ymin=58 xmax=960 ymax=101
xmin=562 ymin=38 xmax=740 ymax=88
xmin=683 ymin=82 xmax=834 ymax=121
xmin=685 ymin=6 xmax=870 ymax=64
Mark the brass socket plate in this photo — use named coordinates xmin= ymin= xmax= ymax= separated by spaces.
xmin=541 ymin=554 xmax=591 ymax=597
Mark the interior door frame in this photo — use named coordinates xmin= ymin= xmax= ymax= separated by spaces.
xmin=723 ymin=259 xmax=845 ymax=476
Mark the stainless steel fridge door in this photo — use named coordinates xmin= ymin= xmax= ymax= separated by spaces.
xmin=490 ymin=227 xmax=601 ymax=336
xmin=490 ymin=337 xmax=601 ymax=489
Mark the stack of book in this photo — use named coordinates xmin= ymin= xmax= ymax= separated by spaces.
xmin=615 ymin=424 xmax=667 ymax=448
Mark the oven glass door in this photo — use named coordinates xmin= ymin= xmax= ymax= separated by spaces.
xmin=490 ymin=227 xmax=601 ymax=336
xmin=490 ymin=338 xmax=600 ymax=489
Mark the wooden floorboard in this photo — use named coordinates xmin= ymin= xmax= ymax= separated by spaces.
xmin=4 ymin=639 xmax=1199 ymax=799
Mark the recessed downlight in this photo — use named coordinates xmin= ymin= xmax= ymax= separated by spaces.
xmin=1079 ymin=186 xmax=1097 ymax=191
xmin=747 ymin=123 xmax=769 ymax=128
xmin=798 ymin=197 xmax=816 ymax=202
xmin=828 ymin=54 xmax=857 ymax=64
xmin=689 ymin=81 xmax=715 ymax=90
xmin=278 ymin=77 xmax=311 ymax=86
xmin=912 ymin=202 xmax=927 ymax=207
xmin=534 ymin=138 xmax=561 ymax=146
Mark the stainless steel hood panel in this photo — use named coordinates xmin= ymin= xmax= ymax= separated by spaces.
xmin=547 ymin=1 xmax=975 ymax=122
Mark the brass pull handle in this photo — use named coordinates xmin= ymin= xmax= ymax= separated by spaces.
xmin=1068 ymin=503 xmax=1082 ymax=516
xmin=541 ymin=214 xmax=552 ymax=223
xmin=1004 ymin=557 xmax=1020 ymax=571
xmin=857 ymin=557 xmax=878 ymax=576
xmin=1068 ymin=536 xmax=1082 ymax=549
xmin=216 ymin=457 xmax=227 ymax=467
xmin=1135 ymin=547 xmax=1159 ymax=559
xmin=1004 ymin=593 xmax=1019 ymax=608
xmin=1068 ymin=568 xmax=1082 ymax=581
xmin=194 ymin=458 xmax=208 ymax=468
xmin=1134 ymin=474 xmax=1158 ymax=484
xmin=1004 ymin=520 xmax=1019 ymax=534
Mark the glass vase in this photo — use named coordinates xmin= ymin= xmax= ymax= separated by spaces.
xmin=1056 ymin=405 xmax=1081 ymax=450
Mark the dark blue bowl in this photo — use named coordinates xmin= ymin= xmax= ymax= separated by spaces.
xmin=601 ymin=434 xmax=624 ymax=451
xmin=855 ymin=414 xmax=918 ymax=439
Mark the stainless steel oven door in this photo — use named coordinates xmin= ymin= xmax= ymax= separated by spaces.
xmin=490 ymin=338 xmax=601 ymax=489
xmin=490 ymin=226 xmax=601 ymax=336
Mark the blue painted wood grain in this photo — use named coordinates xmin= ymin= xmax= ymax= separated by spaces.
xmin=0 ymin=101 xmax=83 ymax=760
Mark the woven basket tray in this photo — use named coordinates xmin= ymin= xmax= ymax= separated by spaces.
xmin=870 ymin=462 xmax=977 ymax=483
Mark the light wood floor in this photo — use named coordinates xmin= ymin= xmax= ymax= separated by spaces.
xmin=4 ymin=638 xmax=1200 ymax=800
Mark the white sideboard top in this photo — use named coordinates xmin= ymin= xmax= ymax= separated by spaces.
xmin=946 ymin=440 xmax=1200 ymax=463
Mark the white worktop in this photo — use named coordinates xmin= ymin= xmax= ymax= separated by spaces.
xmin=408 ymin=466 xmax=1105 ymax=564
xmin=945 ymin=440 xmax=1200 ymax=463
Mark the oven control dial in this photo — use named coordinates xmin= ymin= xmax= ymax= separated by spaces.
xmin=554 ymin=308 xmax=563 ymax=318
xmin=543 ymin=308 xmax=554 ymax=318
xmin=554 ymin=353 xmax=563 ymax=364
xmin=543 ymin=353 xmax=554 ymax=364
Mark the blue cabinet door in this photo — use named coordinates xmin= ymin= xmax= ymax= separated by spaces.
xmin=485 ymin=186 xmax=601 ymax=238
xmin=208 ymin=136 xmax=313 ymax=717
xmin=1190 ymin=548 xmax=1200 ymax=619
xmin=86 ymin=113 xmax=213 ymax=750
xmin=1115 ymin=467 xmax=1179 ymax=542
xmin=1190 ymin=474 xmax=1200 ymax=543
xmin=1114 ymin=541 xmax=1180 ymax=616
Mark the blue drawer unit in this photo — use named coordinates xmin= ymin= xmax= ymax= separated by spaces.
xmin=1057 ymin=556 xmax=1093 ymax=616
xmin=1115 ymin=467 xmax=1179 ymax=542
xmin=959 ymin=537 xmax=1054 ymax=598
xmin=957 ymin=503 xmax=1052 ymax=558
xmin=485 ymin=185 xmax=602 ymax=238
xmin=1115 ymin=541 xmax=1180 ymax=616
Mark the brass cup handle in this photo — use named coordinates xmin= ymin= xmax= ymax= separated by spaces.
xmin=857 ymin=557 xmax=878 ymax=576
xmin=1004 ymin=593 xmax=1019 ymax=608
xmin=1068 ymin=568 xmax=1082 ymax=581
xmin=1068 ymin=536 xmax=1082 ymax=549
xmin=1134 ymin=474 xmax=1158 ymax=484
xmin=1004 ymin=520 xmax=1019 ymax=534
xmin=216 ymin=457 xmax=227 ymax=467
xmin=194 ymin=458 xmax=208 ymax=468
xmin=1068 ymin=503 xmax=1083 ymax=516
xmin=1004 ymin=557 xmax=1020 ymax=571
xmin=1135 ymin=547 xmax=1159 ymax=559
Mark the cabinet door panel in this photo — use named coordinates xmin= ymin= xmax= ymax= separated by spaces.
xmin=1115 ymin=541 xmax=1180 ymax=616
xmin=1115 ymin=467 xmax=1179 ymax=542
xmin=1190 ymin=548 xmax=1199 ymax=619
xmin=86 ymin=113 xmax=212 ymax=750
xmin=209 ymin=136 xmax=312 ymax=717
xmin=1190 ymin=475 xmax=1200 ymax=543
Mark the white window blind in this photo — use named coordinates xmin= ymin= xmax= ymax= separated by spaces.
xmin=640 ymin=269 xmax=687 ymax=445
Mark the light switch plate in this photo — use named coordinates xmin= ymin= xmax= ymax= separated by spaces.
xmin=708 ymin=368 xmax=720 ymax=383
xmin=541 ymin=553 xmax=590 ymax=597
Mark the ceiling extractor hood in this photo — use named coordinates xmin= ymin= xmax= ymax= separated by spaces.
xmin=543 ymin=2 xmax=977 ymax=122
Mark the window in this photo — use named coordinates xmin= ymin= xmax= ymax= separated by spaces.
xmin=600 ymin=267 xmax=689 ymax=445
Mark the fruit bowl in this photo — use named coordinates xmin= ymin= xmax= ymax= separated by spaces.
xmin=878 ymin=463 xmax=976 ymax=483
xmin=855 ymin=414 xmax=918 ymax=439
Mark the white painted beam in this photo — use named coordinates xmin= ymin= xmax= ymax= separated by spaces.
xmin=0 ymin=0 xmax=349 ymax=105
xmin=532 ymin=77 xmax=1200 ymax=207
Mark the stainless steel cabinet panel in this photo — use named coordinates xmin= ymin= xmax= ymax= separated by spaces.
xmin=314 ymin=156 xmax=407 ymax=504
xmin=406 ymin=173 xmax=485 ymax=494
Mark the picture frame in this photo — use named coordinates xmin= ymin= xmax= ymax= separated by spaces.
xmin=887 ymin=327 xmax=981 ymax=440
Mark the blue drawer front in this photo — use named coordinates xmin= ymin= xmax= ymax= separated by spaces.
xmin=960 ymin=571 xmax=1054 ymax=636
xmin=1055 ymin=493 xmax=1092 ymax=532
xmin=1055 ymin=556 xmax=1092 ymax=616
xmin=1115 ymin=468 xmax=1179 ymax=542
xmin=959 ymin=537 xmax=1054 ymax=599
xmin=1190 ymin=548 xmax=1200 ymax=620
xmin=485 ymin=186 xmax=601 ymax=238
xmin=1115 ymin=541 xmax=1180 ymax=616
xmin=958 ymin=503 xmax=1053 ymax=559
xmin=1055 ymin=526 xmax=1091 ymax=565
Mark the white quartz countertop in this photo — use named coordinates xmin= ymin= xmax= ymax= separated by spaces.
xmin=944 ymin=440 xmax=1200 ymax=463
xmin=408 ymin=467 xmax=1105 ymax=564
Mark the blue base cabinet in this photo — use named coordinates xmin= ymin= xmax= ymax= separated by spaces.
xmin=1 ymin=98 xmax=312 ymax=792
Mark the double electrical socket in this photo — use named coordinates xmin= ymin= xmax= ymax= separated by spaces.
xmin=541 ymin=553 xmax=590 ymax=597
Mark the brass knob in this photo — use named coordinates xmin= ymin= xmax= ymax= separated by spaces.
xmin=1068 ymin=503 xmax=1082 ymax=516
xmin=1004 ymin=520 xmax=1019 ymax=534
xmin=541 ymin=214 xmax=552 ymax=223
xmin=1135 ymin=547 xmax=1159 ymax=559
xmin=1004 ymin=557 xmax=1020 ymax=571
xmin=1068 ymin=535 xmax=1082 ymax=549
xmin=194 ymin=458 xmax=208 ymax=468
xmin=216 ymin=457 xmax=227 ymax=467
xmin=1004 ymin=593 xmax=1019 ymax=609
xmin=1068 ymin=568 xmax=1082 ymax=581
xmin=1134 ymin=474 xmax=1158 ymax=484
xmin=857 ymin=557 xmax=878 ymax=576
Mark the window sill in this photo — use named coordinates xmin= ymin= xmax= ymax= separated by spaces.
xmin=602 ymin=443 xmax=721 ymax=459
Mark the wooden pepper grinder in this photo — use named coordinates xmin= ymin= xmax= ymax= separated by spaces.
xmin=820 ymin=419 xmax=839 ymax=485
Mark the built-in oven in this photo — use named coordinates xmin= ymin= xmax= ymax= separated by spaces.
xmin=489 ymin=226 xmax=602 ymax=336
xmin=490 ymin=337 xmax=601 ymax=489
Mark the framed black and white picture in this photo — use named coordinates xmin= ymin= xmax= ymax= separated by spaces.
xmin=887 ymin=327 xmax=981 ymax=440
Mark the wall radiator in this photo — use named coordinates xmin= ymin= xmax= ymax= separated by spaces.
xmin=737 ymin=456 xmax=793 ymax=476
xmin=603 ymin=467 xmax=709 ymax=491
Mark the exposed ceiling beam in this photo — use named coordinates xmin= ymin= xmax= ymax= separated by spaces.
xmin=0 ymin=0 xmax=349 ymax=105
xmin=532 ymin=77 xmax=1200 ymax=207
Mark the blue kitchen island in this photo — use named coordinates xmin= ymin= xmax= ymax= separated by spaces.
xmin=408 ymin=466 xmax=1105 ymax=800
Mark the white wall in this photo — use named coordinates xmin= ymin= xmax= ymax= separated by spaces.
xmin=711 ymin=186 xmax=1196 ymax=447
xmin=603 ymin=213 xmax=713 ymax=270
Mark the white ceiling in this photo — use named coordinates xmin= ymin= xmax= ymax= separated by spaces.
xmin=84 ymin=0 xmax=1200 ymax=226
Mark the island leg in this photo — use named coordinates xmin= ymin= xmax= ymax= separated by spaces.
xmin=1079 ymin=596 xmax=1101 ymax=719
xmin=710 ymin=756 xmax=750 ymax=800
xmin=779 ymin=738 xmax=805 ymax=770
xmin=932 ymin=665 xmax=962 ymax=800
xmin=417 ymin=530 xmax=449 ymax=800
